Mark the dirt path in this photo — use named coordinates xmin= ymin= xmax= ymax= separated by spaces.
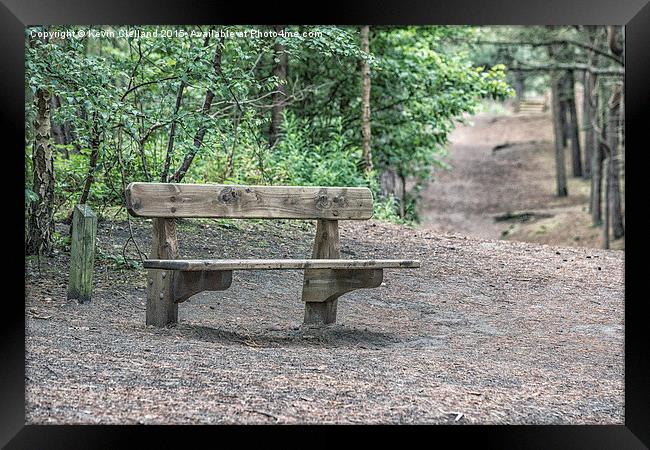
xmin=25 ymin=218 xmax=624 ymax=424
xmin=418 ymin=111 xmax=624 ymax=250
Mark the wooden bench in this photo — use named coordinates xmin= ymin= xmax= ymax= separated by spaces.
xmin=125 ymin=182 xmax=420 ymax=327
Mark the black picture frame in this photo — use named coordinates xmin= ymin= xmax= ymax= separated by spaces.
xmin=4 ymin=0 xmax=648 ymax=447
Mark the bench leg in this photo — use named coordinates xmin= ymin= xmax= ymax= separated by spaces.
xmin=304 ymin=299 xmax=338 ymax=325
xmin=146 ymin=218 xmax=178 ymax=327
xmin=147 ymin=269 xmax=177 ymax=327
xmin=303 ymin=219 xmax=342 ymax=326
xmin=301 ymin=268 xmax=383 ymax=326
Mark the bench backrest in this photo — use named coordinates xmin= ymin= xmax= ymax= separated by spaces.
xmin=126 ymin=182 xmax=374 ymax=220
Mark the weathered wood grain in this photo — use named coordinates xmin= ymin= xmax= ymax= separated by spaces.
xmin=311 ymin=219 xmax=340 ymax=259
xmin=302 ymin=268 xmax=384 ymax=303
xmin=172 ymin=270 xmax=232 ymax=304
xmin=303 ymin=219 xmax=341 ymax=324
xmin=125 ymin=182 xmax=374 ymax=220
xmin=146 ymin=218 xmax=179 ymax=327
xmin=143 ymin=258 xmax=420 ymax=271
xmin=67 ymin=204 xmax=97 ymax=303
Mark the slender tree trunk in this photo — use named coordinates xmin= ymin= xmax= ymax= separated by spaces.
xmin=161 ymin=79 xmax=185 ymax=182
xmin=607 ymin=25 xmax=624 ymax=240
xmin=170 ymin=34 xmax=224 ymax=183
xmin=550 ymin=70 xmax=568 ymax=197
xmin=138 ymin=140 xmax=151 ymax=181
xmin=399 ymin=171 xmax=406 ymax=219
xmin=582 ymin=26 xmax=600 ymax=180
xmin=559 ymin=84 xmax=569 ymax=148
xmin=379 ymin=169 xmax=395 ymax=197
xmin=565 ymin=70 xmax=582 ymax=177
xmin=582 ymin=70 xmax=595 ymax=180
xmin=608 ymin=83 xmax=624 ymax=239
xmin=592 ymin=80 xmax=607 ymax=226
xmin=269 ymin=25 xmax=288 ymax=148
xmin=26 ymin=88 xmax=56 ymax=256
xmin=379 ymin=168 xmax=405 ymax=218
xmin=63 ymin=121 xmax=75 ymax=151
xmin=513 ymin=71 xmax=525 ymax=112
xmin=360 ymin=25 xmax=373 ymax=173
xmin=589 ymin=131 xmax=603 ymax=225
xmin=607 ymin=26 xmax=624 ymax=58
xmin=603 ymin=154 xmax=610 ymax=249
xmin=602 ymin=86 xmax=611 ymax=250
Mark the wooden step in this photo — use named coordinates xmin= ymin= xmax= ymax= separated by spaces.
xmin=144 ymin=258 xmax=421 ymax=271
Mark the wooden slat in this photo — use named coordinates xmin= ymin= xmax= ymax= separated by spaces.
xmin=126 ymin=182 xmax=374 ymax=219
xmin=143 ymin=258 xmax=420 ymax=271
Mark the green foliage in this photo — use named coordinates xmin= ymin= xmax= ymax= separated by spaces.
xmin=25 ymin=25 xmax=516 ymax=224
xmin=96 ymin=246 xmax=143 ymax=270
xmin=372 ymin=196 xmax=405 ymax=223
xmin=370 ymin=28 xmax=513 ymax=184
xmin=267 ymin=112 xmax=367 ymax=187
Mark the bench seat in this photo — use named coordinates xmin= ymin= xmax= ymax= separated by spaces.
xmin=143 ymin=258 xmax=420 ymax=271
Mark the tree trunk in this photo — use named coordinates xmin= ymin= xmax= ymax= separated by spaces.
xmin=269 ymin=26 xmax=288 ymax=148
xmin=559 ymin=89 xmax=569 ymax=148
xmin=161 ymin=79 xmax=185 ymax=182
xmin=607 ymin=83 xmax=624 ymax=239
xmin=360 ymin=26 xmax=373 ymax=173
xmin=582 ymin=71 xmax=591 ymax=179
xmin=138 ymin=140 xmax=151 ymax=181
xmin=26 ymin=88 xmax=56 ymax=256
xmin=607 ymin=26 xmax=624 ymax=58
xmin=550 ymin=71 xmax=568 ymax=197
xmin=565 ymin=71 xmax=582 ymax=177
xmin=590 ymin=135 xmax=604 ymax=226
xmin=170 ymin=34 xmax=224 ymax=183
xmin=513 ymin=71 xmax=525 ymax=112
xmin=592 ymin=80 xmax=607 ymax=227
xmin=399 ymin=171 xmax=406 ymax=219
xmin=379 ymin=168 xmax=405 ymax=218
xmin=582 ymin=70 xmax=595 ymax=180
xmin=606 ymin=25 xmax=624 ymax=241
xmin=603 ymin=154 xmax=610 ymax=249
xmin=582 ymin=26 xmax=600 ymax=180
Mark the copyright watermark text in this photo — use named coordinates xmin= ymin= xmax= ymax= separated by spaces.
xmin=28 ymin=27 xmax=322 ymax=40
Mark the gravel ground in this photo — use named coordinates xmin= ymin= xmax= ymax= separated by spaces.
xmin=25 ymin=217 xmax=624 ymax=424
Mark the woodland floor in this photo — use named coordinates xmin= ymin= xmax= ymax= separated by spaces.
xmin=25 ymin=111 xmax=624 ymax=424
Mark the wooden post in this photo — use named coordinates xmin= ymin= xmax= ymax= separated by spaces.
xmin=146 ymin=218 xmax=179 ymax=326
xmin=67 ymin=204 xmax=97 ymax=303
xmin=302 ymin=219 xmax=340 ymax=325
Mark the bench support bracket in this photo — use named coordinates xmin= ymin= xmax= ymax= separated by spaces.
xmin=301 ymin=219 xmax=387 ymax=326
xmin=172 ymin=270 xmax=232 ymax=304
xmin=302 ymin=268 xmax=384 ymax=325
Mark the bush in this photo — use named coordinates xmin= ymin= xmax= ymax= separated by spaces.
xmin=267 ymin=112 xmax=368 ymax=188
